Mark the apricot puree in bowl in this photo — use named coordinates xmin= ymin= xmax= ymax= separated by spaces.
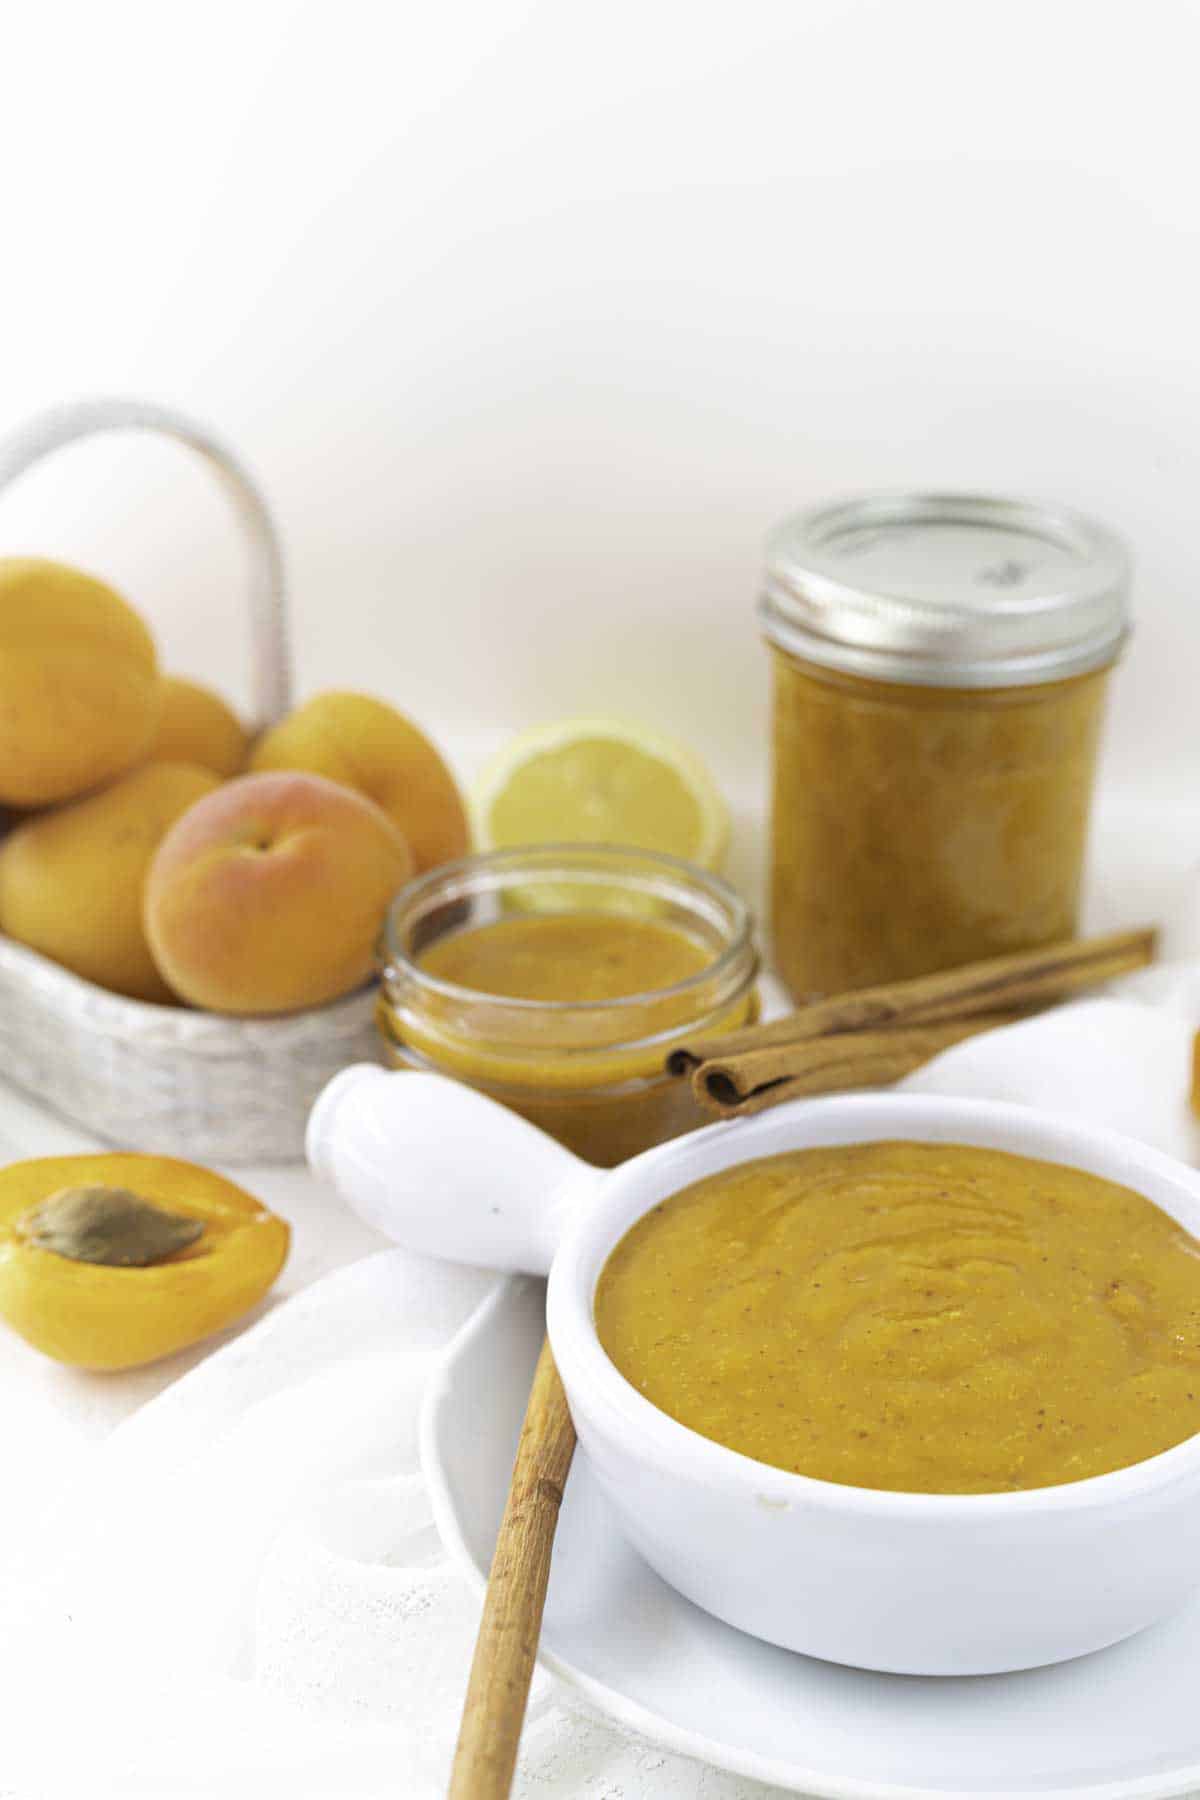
xmin=312 ymin=1080 xmax=1200 ymax=1670
xmin=594 ymin=1140 xmax=1200 ymax=1494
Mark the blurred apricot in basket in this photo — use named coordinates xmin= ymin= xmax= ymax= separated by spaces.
xmin=144 ymin=770 xmax=414 ymax=1014
xmin=249 ymin=689 xmax=469 ymax=873
xmin=0 ymin=761 xmax=219 ymax=1002
xmin=146 ymin=675 xmax=249 ymax=778
xmin=0 ymin=558 xmax=162 ymax=807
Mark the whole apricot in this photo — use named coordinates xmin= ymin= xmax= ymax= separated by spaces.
xmin=147 ymin=676 xmax=249 ymax=777
xmin=144 ymin=771 xmax=414 ymax=1014
xmin=0 ymin=761 xmax=220 ymax=1002
xmin=0 ymin=558 xmax=161 ymax=806
xmin=248 ymin=690 xmax=468 ymax=873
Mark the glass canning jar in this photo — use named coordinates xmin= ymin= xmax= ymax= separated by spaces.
xmin=377 ymin=846 xmax=758 ymax=1166
xmin=761 ymin=494 xmax=1131 ymax=1002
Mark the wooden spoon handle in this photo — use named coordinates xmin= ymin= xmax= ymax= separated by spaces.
xmin=448 ymin=1338 xmax=577 ymax=1800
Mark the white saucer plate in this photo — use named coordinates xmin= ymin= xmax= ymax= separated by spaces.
xmin=422 ymin=1275 xmax=1200 ymax=1800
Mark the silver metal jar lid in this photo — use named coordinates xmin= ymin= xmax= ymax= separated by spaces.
xmin=760 ymin=493 xmax=1131 ymax=688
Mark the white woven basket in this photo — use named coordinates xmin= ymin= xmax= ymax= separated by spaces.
xmin=0 ymin=398 xmax=382 ymax=1163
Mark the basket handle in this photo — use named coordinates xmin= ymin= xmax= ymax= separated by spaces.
xmin=0 ymin=397 xmax=293 ymax=730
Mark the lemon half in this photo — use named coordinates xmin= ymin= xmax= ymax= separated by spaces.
xmin=472 ymin=718 xmax=729 ymax=870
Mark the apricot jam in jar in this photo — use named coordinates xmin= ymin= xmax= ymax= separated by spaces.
xmin=377 ymin=846 xmax=757 ymax=1166
xmin=761 ymin=494 xmax=1131 ymax=1001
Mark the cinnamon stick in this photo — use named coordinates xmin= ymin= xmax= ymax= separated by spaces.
xmin=448 ymin=1339 xmax=576 ymax=1800
xmin=668 ymin=926 xmax=1157 ymax=1080
xmin=697 ymin=1012 xmax=1026 ymax=1117
xmin=673 ymin=925 xmax=1158 ymax=1119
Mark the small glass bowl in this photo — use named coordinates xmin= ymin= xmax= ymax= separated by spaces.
xmin=377 ymin=845 xmax=758 ymax=1166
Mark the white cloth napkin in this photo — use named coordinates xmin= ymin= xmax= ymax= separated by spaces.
xmin=3 ymin=964 xmax=1200 ymax=1800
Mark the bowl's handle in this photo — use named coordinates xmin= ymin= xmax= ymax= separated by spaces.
xmin=306 ymin=1067 xmax=603 ymax=1275
xmin=0 ymin=396 xmax=292 ymax=732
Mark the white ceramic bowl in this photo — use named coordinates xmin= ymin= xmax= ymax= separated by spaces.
xmin=308 ymin=1067 xmax=1200 ymax=1676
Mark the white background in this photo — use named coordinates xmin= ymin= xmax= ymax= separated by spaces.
xmin=0 ymin=0 xmax=1196 ymax=868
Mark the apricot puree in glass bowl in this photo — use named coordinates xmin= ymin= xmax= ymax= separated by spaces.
xmin=377 ymin=846 xmax=758 ymax=1167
